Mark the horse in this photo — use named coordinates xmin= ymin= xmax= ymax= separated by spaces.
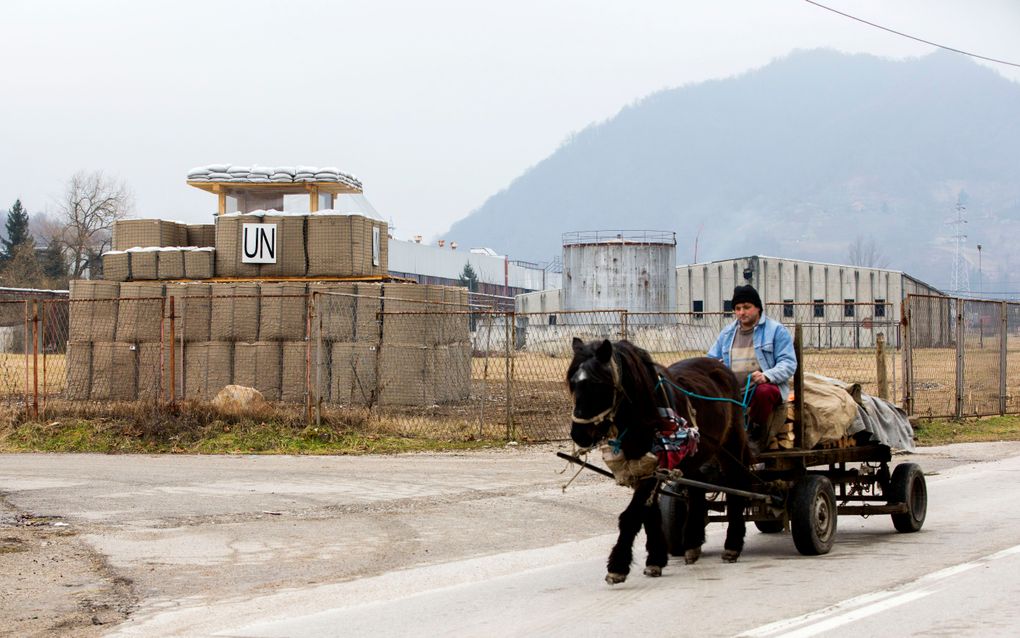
xmin=567 ymin=337 xmax=754 ymax=584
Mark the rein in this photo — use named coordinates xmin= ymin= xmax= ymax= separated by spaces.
xmin=655 ymin=374 xmax=754 ymax=412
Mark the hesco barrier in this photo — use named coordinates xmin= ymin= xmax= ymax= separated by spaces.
xmin=112 ymin=219 xmax=188 ymax=251
xmin=10 ymin=292 xmax=1020 ymax=440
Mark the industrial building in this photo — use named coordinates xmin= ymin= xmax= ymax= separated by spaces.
xmin=518 ymin=253 xmax=944 ymax=334
xmin=386 ymin=239 xmax=559 ymax=299
xmin=676 ymin=255 xmax=942 ymax=321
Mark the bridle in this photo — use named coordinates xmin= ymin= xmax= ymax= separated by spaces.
xmin=570 ymin=355 xmax=624 ymax=427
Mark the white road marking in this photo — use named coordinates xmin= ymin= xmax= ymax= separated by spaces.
xmin=740 ymin=543 xmax=1020 ymax=638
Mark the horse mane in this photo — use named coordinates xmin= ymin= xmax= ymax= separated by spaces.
xmin=612 ymin=340 xmax=667 ymax=429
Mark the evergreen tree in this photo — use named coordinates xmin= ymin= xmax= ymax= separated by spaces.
xmin=458 ymin=262 xmax=479 ymax=293
xmin=2 ymin=199 xmax=34 ymax=263
xmin=40 ymin=239 xmax=69 ymax=287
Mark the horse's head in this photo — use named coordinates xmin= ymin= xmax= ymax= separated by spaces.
xmin=567 ymin=337 xmax=621 ymax=449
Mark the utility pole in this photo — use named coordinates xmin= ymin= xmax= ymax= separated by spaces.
xmin=949 ymin=203 xmax=970 ymax=294
xmin=977 ymin=244 xmax=983 ymax=295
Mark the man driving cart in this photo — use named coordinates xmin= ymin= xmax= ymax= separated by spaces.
xmin=707 ymin=285 xmax=797 ymax=450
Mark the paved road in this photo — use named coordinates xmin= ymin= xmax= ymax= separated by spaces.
xmin=2 ymin=441 xmax=1019 ymax=636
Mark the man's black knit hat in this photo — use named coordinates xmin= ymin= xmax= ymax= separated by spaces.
xmin=732 ymin=285 xmax=762 ymax=310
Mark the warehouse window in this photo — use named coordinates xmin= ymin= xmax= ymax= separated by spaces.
xmin=723 ymin=299 xmax=733 ymax=316
xmin=693 ymin=299 xmax=704 ymax=318
xmin=783 ymin=299 xmax=794 ymax=318
xmin=548 ymin=315 xmax=557 ymax=326
xmin=844 ymin=298 xmax=855 ymax=317
xmin=875 ymin=299 xmax=886 ymax=317
xmin=813 ymin=299 xmax=824 ymax=318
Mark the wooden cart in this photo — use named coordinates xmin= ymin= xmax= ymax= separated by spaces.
xmin=657 ymin=325 xmax=927 ymax=556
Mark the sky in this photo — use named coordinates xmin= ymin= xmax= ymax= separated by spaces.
xmin=2 ymin=0 xmax=1018 ymax=244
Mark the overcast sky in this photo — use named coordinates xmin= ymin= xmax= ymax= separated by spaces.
xmin=2 ymin=0 xmax=1017 ymax=244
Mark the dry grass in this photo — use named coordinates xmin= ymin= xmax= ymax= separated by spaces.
xmin=1 ymin=342 xmax=1018 ymax=446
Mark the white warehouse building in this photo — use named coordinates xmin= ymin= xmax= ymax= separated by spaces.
xmin=677 ymin=255 xmax=942 ymax=320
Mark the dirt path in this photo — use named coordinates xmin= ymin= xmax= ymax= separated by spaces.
xmin=0 ymin=497 xmax=135 ymax=637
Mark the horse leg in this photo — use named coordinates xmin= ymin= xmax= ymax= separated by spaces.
xmin=682 ymin=487 xmax=707 ymax=564
xmin=606 ymin=480 xmax=654 ymax=584
xmin=642 ymin=483 xmax=668 ymax=577
xmin=722 ymin=493 xmax=747 ymax=563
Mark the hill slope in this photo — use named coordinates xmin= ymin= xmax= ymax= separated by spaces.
xmin=443 ymin=49 xmax=1020 ymax=289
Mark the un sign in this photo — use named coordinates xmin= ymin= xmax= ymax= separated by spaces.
xmin=242 ymin=223 xmax=277 ymax=264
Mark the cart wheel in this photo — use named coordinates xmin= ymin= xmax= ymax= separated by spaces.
xmin=755 ymin=519 xmax=785 ymax=534
xmin=659 ymin=483 xmax=687 ymax=557
xmin=790 ymin=475 xmax=837 ymax=555
xmin=888 ymin=463 xmax=927 ymax=533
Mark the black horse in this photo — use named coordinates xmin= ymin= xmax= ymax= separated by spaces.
xmin=567 ymin=337 xmax=754 ymax=584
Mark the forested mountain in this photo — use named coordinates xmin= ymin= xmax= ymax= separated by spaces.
xmin=442 ymin=49 xmax=1020 ymax=290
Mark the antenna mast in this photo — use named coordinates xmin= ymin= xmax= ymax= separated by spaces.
xmin=949 ymin=203 xmax=970 ymax=293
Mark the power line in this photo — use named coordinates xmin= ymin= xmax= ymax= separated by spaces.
xmin=803 ymin=0 xmax=1020 ymax=68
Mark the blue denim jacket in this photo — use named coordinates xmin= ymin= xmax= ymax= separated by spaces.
xmin=707 ymin=314 xmax=798 ymax=400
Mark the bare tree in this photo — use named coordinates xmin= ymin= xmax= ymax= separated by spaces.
xmin=57 ymin=171 xmax=132 ymax=279
xmin=847 ymin=234 xmax=889 ymax=268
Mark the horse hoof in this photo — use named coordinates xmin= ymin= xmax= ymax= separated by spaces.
xmin=606 ymin=572 xmax=627 ymax=585
xmin=722 ymin=550 xmax=741 ymax=563
xmin=684 ymin=548 xmax=702 ymax=565
xmin=643 ymin=566 xmax=662 ymax=578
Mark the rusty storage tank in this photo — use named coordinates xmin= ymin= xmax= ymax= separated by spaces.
xmin=562 ymin=230 xmax=676 ymax=322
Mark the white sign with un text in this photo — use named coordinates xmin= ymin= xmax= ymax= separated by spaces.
xmin=242 ymin=223 xmax=277 ymax=264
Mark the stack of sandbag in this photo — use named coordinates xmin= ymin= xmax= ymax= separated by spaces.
xmin=186 ymin=164 xmax=362 ymax=189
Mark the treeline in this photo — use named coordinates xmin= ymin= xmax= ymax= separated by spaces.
xmin=0 ymin=199 xmax=68 ymax=290
xmin=3 ymin=170 xmax=131 ymax=291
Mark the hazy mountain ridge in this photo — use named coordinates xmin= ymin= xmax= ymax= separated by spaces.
xmin=443 ymin=49 xmax=1020 ymax=289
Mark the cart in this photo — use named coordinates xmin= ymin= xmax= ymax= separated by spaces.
xmin=657 ymin=325 xmax=927 ymax=556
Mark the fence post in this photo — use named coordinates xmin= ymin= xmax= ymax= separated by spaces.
xmin=955 ymin=298 xmax=965 ymax=419
xmin=41 ymin=301 xmax=48 ymax=419
xmin=793 ymin=324 xmax=804 ymax=449
xmin=621 ymin=311 xmax=628 ymax=340
xmin=169 ymin=295 xmax=176 ymax=404
xmin=315 ymin=293 xmax=322 ymax=428
xmin=23 ymin=301 xmax=29 ymax=416
xmin=1001 ymin=301 xmax=1008 ymax=415
xmin=903 ymin=299 xmax=913 ymax=414
xmin=505 ymin=311 xmax=512 ymax=440
xmin=876 ymin=332 xmax=888 ymax=400
xmin=159 ymin=297 xmax=166 ymax=404
xmin=31 ymin=299 xmax=39 ymax=419
xmin=305 ymin=293 xmax=313 ymax=425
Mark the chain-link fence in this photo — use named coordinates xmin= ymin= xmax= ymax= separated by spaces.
xmin=3 ymin=291 xmax=911 ymax=441
xmin=904 ymin=294 xmax=1020 ymax=418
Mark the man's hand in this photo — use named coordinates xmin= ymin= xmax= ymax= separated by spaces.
xmin=750 ymin=371 xmax=769 ymax=385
